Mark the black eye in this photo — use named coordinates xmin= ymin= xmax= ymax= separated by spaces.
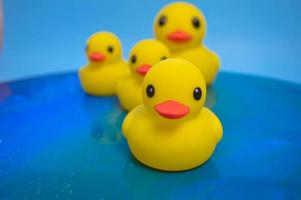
xmin=158 ymin=15 xmax=167 ymax=26
xmin=146 ymin=85 xmax=155 ymax=98
xmin=192 ymin=17 xmax=200 ymax=29
xmin=193 ymin=87 xmax=202 ymax=100
xmin=160 ymin=56 xmax=167 ymax=61
xmin=85 ymin=45 xmax=89 ymax=52
xmin=131 ymin=55 xmax=137 ymax=64
xmin=107 ymin=45 xmax=114 ymax=53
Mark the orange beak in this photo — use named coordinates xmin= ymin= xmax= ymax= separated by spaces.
xmin=136 ymin=64 xmax=152 ymax=76
xmin=89 ymin=52 xmax=106 ymax=62
xmin=155 ymin=100 xmax=190 ymax=119
xmin=167 ymin=30 xmax=192 ymax=43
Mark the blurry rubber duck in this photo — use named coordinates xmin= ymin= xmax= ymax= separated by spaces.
xmin=116 ymin=39 xmax=170 ymax=111
xmin=79 ymin=32 xmax=129 ymax=96
xmin=154 ymin=2 xmax=220 ymax=85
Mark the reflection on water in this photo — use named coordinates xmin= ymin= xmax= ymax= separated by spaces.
xmin=80 ymin=95 xmax=126 ymax=144
xmin=0 ymin=83 xmax=12 ymax=102
xmin=90 ymin=110 xmax=125 ymax=144
xmin=122 ymin=157 xmax=219 ymax=199
xmin=205 ymin=85 xmax=217 ymax=109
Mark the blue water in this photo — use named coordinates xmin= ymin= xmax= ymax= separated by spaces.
xmin=0 ymin=72 xmax=301 ymax=200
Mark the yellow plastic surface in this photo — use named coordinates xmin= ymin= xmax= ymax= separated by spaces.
xmin=122 ymin=59 xmax=223 ymax=171
xmin=154 ymin=2 xmax=220 ymax=85
xmin=116 ymin=39 xmax=170 ymax=111
xmin=79 ymin=32 xmax=129 ymax=96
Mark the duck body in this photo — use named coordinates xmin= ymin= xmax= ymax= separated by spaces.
xmin=116 ymin=76 xmax=142 ymax=110
xmin=79 ymin=60 xmax=128 ymax=96
xmin=171 ymin=45 xmax=219 ymax=85
xmin=123 ymin=105 xmax=222 ymax=171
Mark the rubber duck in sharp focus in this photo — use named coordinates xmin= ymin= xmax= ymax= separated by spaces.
xmin=79 ymin=32 xmax=129 ymax=96
xmin=122 ymin=59 xmax=223 ymax=171
xmin=154 ymin=2 xmax=220 ymax=85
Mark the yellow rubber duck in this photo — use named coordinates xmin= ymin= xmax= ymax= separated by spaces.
xmin=122 ymin=59 xmax=222 ymax=171
xmin=116 ymin=39 xmax=170 ymax=111
xmin=154 ymin=2 xmax=220 ymax=85
xmin=79 ymin=32 xmax=129 ymax=96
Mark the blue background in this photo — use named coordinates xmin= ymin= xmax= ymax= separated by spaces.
xmin=0 ymin=0 xmax=301 ymax=83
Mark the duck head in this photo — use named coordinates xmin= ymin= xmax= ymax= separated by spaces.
xmin=85 ymin=32 xmax=123 ymax=65
xmin=129 ymin=39 xmax=170 ymax=82
xmin=142 ymin=58 xmax=206 ymax=122
xmin=154 ymin=2 xmax=207 ymax=52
